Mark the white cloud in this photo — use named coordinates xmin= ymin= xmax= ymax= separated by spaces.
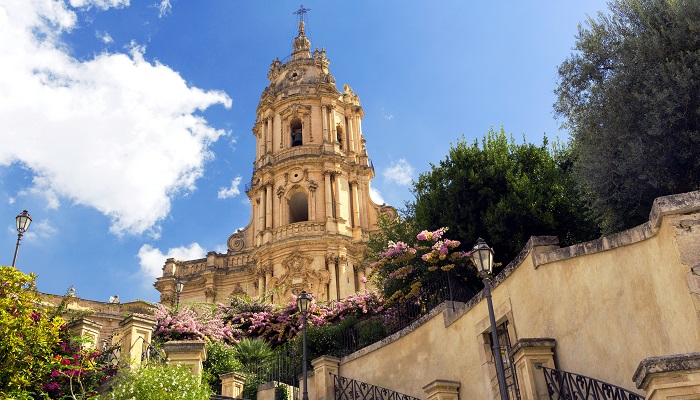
xmin=8 ymin=197 xmax=15 ymax=205
xmin=214 ymin=244 xmax=228 ymax=254
xmin=380 ymin=107 xmax=393 ymax=120
xmin=369 ymin=186 xmax=385 ymax=204
xmin=157 ymin=0 xmax=172 ymax=17
xmin=0 ymin=1 xmax=232 ymax=237
xmin=218 ymin=176 xmax=242 ymax=199
xmin=23 ymin=219 xmax=58 ymax=241
xmin=96 ymin=30 xmax=113 ymax=44
xmin=383 ymin=159 xmax=414 ymax=186
xmin=137 ymin=242 xmax=206 ymax=281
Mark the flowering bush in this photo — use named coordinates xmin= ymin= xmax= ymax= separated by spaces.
xmin=0 ymin=266 xmax=65 ymax=398
xmin=369 ymin=227 xmax=474 ymax=303
xmin=221 ymin=290 xmax=384 ymax=347
xmin=106 ymin=364 xmax=213 ymax=400
xmin=153 ymin=303 xmax=238 ymax=344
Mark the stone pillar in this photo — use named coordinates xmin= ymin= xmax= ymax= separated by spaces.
xmin=68 ymin=318 xmax=102 ymax=349
xmin=510 ymin=338 xmax=556 ymax=400
xmin=258 ymin=275 xmax=265 ymax=297
xmin=259 ymin=188 xmax=266 ymax=233
xmin=324 ymin=172 xmax=334 ymax=222
xmin=347 ymin=115 xmax=355 ymax=153
xmin=633 ymin=353 xmax=700 ymax=400
xmin=312 ymin=356 xmax=340 ymax=400
xmin=162 ymin=340 xmax=207 ymax=378
xmin=351 ymin=182 xmax=361 ymax=229
xmin=221 ymin=371 xmax=246 ymax=398
xmin=327 ymin=255 xmax=338 ymax=301
xmin=266 ymin=184 xmax=273 ymax=229
xmin=119 ymin=314 xmax=156 ymax=368
xmin=423 ymin=380 xmax=460 ymax=400
xmin=357 ymin=268 xmax=366 ymax=291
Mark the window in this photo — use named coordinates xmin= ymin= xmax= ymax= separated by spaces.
xmin=336 ymin=125 xmax=343 ymax=150
xmin=291 ymin=119 xmax=303 ymax=147
xmin=289 ymin=192 xmax=308 ymax=223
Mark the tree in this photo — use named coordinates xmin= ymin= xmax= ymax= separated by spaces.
xmin=412 ymin=127 xmax=599 ymax=266
xmin=555 ymin=0 xmax=700 ymax=233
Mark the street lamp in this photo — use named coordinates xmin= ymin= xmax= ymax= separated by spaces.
xmin=296 ymin=290 xmax=312 ymax=400
xmin=175 ymin=278 xmax=184 ymax=308
xmin=11 ymin=210 xmax=32 ymax=268
xmin=471 ymin=238 xmax=509 ymax=400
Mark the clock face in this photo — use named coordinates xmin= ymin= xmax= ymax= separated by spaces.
xmin=287 ymin=68 xmax=303 ymax=82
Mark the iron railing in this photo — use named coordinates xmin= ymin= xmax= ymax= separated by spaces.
xmin=249 ymin=347 xmax=300 ymax=400
xmin=332 ymin=374 xmax=420 ymax=400
xmin=339 ymin=272 xmax=474 ymax=356
xmin=539 ymin=366 xmax=644 ymax=400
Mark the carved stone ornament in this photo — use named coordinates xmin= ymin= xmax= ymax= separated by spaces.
xmin=228 ymin=232 xmax=245 ymax=252
xmin=231 ymin=282 xmax=246 ymax=296
xmin=379 ymin=205 xmax=398 ymax=219
xmin=160 ymin=293 xmax=175 ymax=306
xmin=287 ymin=68 xmax=304 ymax=83
xmin=309 ymin=180 xmax=318 ymax=192
xmin=278 ymin=251 xmax=328 ymax=297
xmin=277 ymin=185 xmax=285 ymax=197
xmin=205 ymin=287 xmax=216 ymax=299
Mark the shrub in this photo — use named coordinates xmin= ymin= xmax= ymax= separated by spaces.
xmin=0 ymin=266 xmax=64 ymax=398
xmin=202 ymin=341 xmax=244 ymax=395
xmin=234 ymin=338 xmax=273 ymax=371
xmin=105 ymin=364 xmax=213 ymax=400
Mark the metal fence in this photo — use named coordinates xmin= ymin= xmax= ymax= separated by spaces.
xmin=338 ymin=272 xmax=474 ymax=356
xmin=333 ymin=374 xmax=420 ymax=400
xmin=249 ymin=347 xmax=300 ymax=400
xmin=539 ymin=366 xmax=644 ymax=400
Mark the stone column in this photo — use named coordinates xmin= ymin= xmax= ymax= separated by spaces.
xmin=259 ymin=189 xmax=266 ymax=232
xmin=510 ymin=338 xmax=556 ymax=400
xmin=162 ymin=340 xmax=207 ymax=378
xmin=220 ymin=371 xmax=246 ymax=398
xmin=67 ymin=318 xmax=102 ymax=349
xmin=351 ymin=182 xmax=361 ymax=229
xmin=357 ymin=268 xmax=366 ymax=291
xmin=327 ymin=255 xmax=338 ymax=301
xmin=265 ymin=266 xmax=273 ymax=300
xmin=312 ymin=356 xmax=340 ymax=400
xmin=119 ymin=314 xmax=156 ymax=368
xmin=324 ymin=172 xmax=333 ymax=219
xmin=423 ymin=380 xmax=460 ymax=400
xmin=258 ymin=274 xmax=265 ymax=297
xmin=266 ymin=184 xmax=273 ymax=229
xmin=633 ymin=353 xmax=700 ymax=400
xmin=347 ymin=114 xmax=355 ymax=153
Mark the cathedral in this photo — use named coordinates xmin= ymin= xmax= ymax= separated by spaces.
xmin=154 ymin=17 xmax=395 ymax=306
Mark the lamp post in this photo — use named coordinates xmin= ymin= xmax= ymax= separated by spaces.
xmin=471 ymin=238 xmax=509 ymax=400
xmin=11 ymin=210 xmax=32 ymax=268
xmin=296 ymin=290 xmax=312 ymax=400
xmin=175 ymin=278 xmax=184 ymax=308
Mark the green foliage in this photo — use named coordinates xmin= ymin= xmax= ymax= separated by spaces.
xmin=202 ymin=341 xmax=244 ymax=395
xmin=105 ymin=364 xmax=213 ymax=400
xmin=412 ymin=127 xmax=599 ymax=267
xmin=243 ymin=375 xmax=266 ymax=400
xmin=275 ymin=383 xmax=289 ymax=400
xmin=357 ymin=318 xmax=386 ymax=347
xmin=555 ymin=0 xmax=700 ymax=233
xmin=233 ymin=338 xmax=274 ymax=371
xmin=0 ymin=266 xmax=64 ymax=397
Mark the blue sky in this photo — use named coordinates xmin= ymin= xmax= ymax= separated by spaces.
xmin=0 ymin=0 xmax=609 ymax=303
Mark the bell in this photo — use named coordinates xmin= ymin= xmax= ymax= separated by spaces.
xmin=292 ymin=129 xmax=303 ymax=146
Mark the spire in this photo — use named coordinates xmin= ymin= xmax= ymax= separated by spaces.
xmin=291 ymin=5 xmax=311 ymax=59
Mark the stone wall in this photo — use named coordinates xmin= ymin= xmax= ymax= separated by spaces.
xmin=336 ymin=191 xmax=700 ymax=399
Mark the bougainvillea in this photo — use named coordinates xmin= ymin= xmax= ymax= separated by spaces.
xmin=0 ymin=266 xmax=65 ymax=398
xmin=369 ymin=227 xmax=474 ymax=303
xmin=219 ymin=290 xmax=384 ymax=348
xmin=153 ymin=303 xmax=238 ymax=344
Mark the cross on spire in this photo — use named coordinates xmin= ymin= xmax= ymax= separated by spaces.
xmin=293 ymin=5 xmax=310 ymax=24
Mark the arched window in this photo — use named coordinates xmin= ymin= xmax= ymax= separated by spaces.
xmin=336 ymin=125 xmax=344 ymax=150
xmin=289 ymin=192 xmax=309 ymax=223
xmin=291 ymin=119 xmax=303 ymax=147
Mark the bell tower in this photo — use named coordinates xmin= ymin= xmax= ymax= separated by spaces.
xmin=155 ymin=12 xmax=394 ymax=305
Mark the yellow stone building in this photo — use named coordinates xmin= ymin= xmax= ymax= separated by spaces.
xmin=154 ymin=20 xmax=394 ymax=306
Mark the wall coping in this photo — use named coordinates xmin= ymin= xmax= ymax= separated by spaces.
xmin=220 ymin=371 xmax=246 ymax=380
xmin=162 ymin=340 xmax=206 ymax=352
xmin=422 ymin=379 xmax=460 ymax=391
xmin=509 ymin=338 xmax=556 ymax=356
xmin=536 ymin=190 xmax=700 ymax=267
xmin=632 ymin=352 xmax=700 ymax=389
xmin=67 ymin=318 xmax=103 ymax=330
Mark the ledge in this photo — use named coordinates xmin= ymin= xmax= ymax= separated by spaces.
xmin=536 ymin=190 xmax=700 ymax=267
xmin=509 ymin=338 xmax=556 ymax=356
xmin=633 ymin=352 xmax=700 ymax=389
xmin=161 ymin=340 xmax=206 ymax=352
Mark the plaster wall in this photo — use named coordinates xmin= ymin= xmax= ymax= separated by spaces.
xmin=339 ymin=191 xmax=700 ymax=399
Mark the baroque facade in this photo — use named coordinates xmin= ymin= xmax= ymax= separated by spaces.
xmin=154 ymin=21 xmax=394 ymax=306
